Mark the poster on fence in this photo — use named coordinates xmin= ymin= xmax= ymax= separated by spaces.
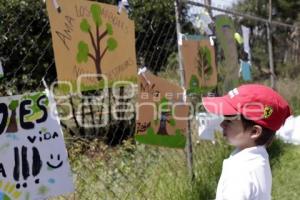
xmin=0 ymin=92 xmax=74 ymax=200
xmin=135 ymin=70 xmax=189 ymax=148
xmin=46 ymin=0 xmax=137 ymax=93
xmin=215 ymin=15 xmax=239 ymax=92
xmin=181 ymin=38 xmax=217 ymax=94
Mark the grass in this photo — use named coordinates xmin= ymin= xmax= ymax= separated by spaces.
xmin=269 ymin=140 xmax=300 ymax=200
xmin=51 ymin=69 xmax=300 ymax=200
xmin=50 ymin=133 xmax=300 ymax=200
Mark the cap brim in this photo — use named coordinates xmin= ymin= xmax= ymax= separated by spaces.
xmin=202 ymin=96 xmax=238 ymax=116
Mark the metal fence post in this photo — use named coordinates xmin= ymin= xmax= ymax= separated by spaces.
xmin=267 ymin=0 xmax=276 ymax=89
xmin=174 ymin=0 xmax=194 ymax=180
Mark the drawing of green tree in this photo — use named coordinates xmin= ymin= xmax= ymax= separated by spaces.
xmin=154 ymin=97 xmax=176 ymax=135
xmin=6 ymin=100 xmax=19 ymax=133
xmin=77 ymin=4 xmax=118 ymax=80
xmin=187 ymin=74 xmax=200 ymax=93
xmin=197 ymin=46 xmax=213 ymax=81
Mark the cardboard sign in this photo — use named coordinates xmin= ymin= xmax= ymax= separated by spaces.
xmin=215 ymin=15 xmax=239 ymax=92
xmin=181 ymin=38 xmax=217 ymax=94
xmin=46 ymin=0 xmax=137 ymax=92
xmin=135 ymin=71 xmax=189 ymax=148
xmin=0 ymin=92 xmax=73 ymax=200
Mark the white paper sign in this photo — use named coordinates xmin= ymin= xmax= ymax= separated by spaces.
xmin=0 ymin=92 xmax=74 ymax=200
xmin=196 ymin=112 xmax=223 ymax=141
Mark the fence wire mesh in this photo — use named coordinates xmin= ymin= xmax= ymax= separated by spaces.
xmin=0 ymin=0 xmax=300 ymax=200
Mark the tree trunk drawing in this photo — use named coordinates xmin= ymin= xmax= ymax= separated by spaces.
xmin=77 ymin=4 xmax=118 ymax=82
xmin=6 ymin=110 xmax=18 ymax=133
xmin=157 ymin=112 xmax=169 ymax=135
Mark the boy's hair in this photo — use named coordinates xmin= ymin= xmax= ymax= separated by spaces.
xmin=241 ymin=115 xmax=275 ymax=146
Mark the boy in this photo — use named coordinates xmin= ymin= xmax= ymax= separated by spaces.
xmin=202 ymin=84 xmax=291 ymax=200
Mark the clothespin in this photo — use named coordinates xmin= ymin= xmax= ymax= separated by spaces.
xmin=209 ymin=36 xmax=216 ymax=46
xmin=182 ymin=87 xmax=187 ymax=103
xmin=117 ymin=0 xmax=129 ymax=15
xmin=178 ymin=33 xmax=186 ymax=46
xmin=53 ymin=0 xmax=61 ymax=13
xmin=43 ymin=0 xmax=61 ymax=13
xmin=138 ymin=66 xmax=151 ymax=85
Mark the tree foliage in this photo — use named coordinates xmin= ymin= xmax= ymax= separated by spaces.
xmin=234 ymin=0 xmax=300 ymax=77
xmin=0 ymin=0 xmax=54 ymax=95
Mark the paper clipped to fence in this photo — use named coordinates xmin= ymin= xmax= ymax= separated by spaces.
xmin=0 ymin=92 xmax=74 ymax=200
xmin=181 ymin=38 xmax=218 ymax=94
xmin=46 ymin=0 xmax=137 ymax=93
xmin=135 ymin=70 xmax=189 ymax=148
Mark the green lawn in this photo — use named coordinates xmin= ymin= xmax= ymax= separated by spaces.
xmin=271 ymin=141 xmax=300 ymax=200
xmin=51 ymin=137 xmax=300 ymax=200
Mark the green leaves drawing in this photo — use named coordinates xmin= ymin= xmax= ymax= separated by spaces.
xmin=9 ymin=100 xmax=19 ymax=110
xmin=77 ymin=41 xmax=89 ymax=63
xmin=91 ymin=4 xmax=102 ymax=27
xmin=80 ymin=19 xmax=91 ymax=33
xmin=107 ymin=38 xmax=118 ymax=51
xmin=197 ymin=46 xmax=213 ymax=80
xmin=77 ymin=3 xmax=118 ymax=78
xmin=106 ymin=23 xmax=113 ymax=35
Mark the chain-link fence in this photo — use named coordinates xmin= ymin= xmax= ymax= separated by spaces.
xmin=0 ymin=0 xmax=300 ymax=199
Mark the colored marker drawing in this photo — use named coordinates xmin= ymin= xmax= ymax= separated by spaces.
xmin=77 ymin=4 xmax=118 ymax=81
xmin=135 ymin=97 xmax=186 ymax=148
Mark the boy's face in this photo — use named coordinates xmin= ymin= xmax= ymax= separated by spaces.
xmin=220 ymin=116 xmax=255 ymax=150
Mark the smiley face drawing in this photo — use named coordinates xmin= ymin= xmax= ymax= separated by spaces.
xmin=47 ymin=154 xmax=63 ymax=169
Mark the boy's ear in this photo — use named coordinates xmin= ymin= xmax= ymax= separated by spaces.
xmin=250 ymin=125 xmax=263 ymax=139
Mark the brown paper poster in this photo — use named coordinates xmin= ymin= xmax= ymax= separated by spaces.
xmin=135 ymin=71 xmax=189 ymax=148
xmin=181 ymin=39 xmax=217 ymax=94
xmin=46 ymin=0 xmax=137 ymax=92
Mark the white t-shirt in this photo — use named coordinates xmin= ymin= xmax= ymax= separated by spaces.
xmin=216 ymin=146 xmax=272 ymax=200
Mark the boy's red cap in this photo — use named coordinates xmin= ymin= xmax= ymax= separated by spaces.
xmin=202 ymin=84 xmax=291 ymax=131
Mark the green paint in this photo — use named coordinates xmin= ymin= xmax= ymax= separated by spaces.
xmin=8 ymin=100 xmax=19 ymax=110
xmin=76 ymin=3 xmax=119 ymax=93
xmin=77 ymin=41 xmax=89 ymax=63
xmin=80 ymin=19 xmax=90 ymax=33
xmin=38 ymin=185 xmax=49 ymax=195
xmin=21 ymin=93 xmax=49 ymax=121
xmin=57 ymin=76 xmax=137 ymax=94
xmin=197 ymin=46 xmax=212 ymax=80
xmin=135 ymin=127 xmax=186 ymax=148
xmin=107 ymin=37 xmax=118 ymax=51
xmin=91 ymin=4 xmax=102 ymax=27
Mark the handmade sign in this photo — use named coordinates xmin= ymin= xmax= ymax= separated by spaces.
xmin=181 ymin=38 xmax=217 ymax=94
xmin=215 ymin=15 xmax=239 ymax=92
xmin=46 ymin=0 xmax=137 ymax=92
xmin=0 ymin=92 xmax=74 ymax=200
xmin=196 ymin=112 xmax=222 ymax=141
xmin=135 ymin=71 xmax=189 ymax=148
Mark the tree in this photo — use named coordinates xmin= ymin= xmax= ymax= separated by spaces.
xmin=155 ymin=97 xmax=176 ymax=135
xmin=6 ymin=100 xmax=19 ymax=133
xmin=197 ymin=46 xmax=212 ymax=82
xmin=0 ymin=0 xmax=54 ymax=95
xmin=77 ymin=4 xmax=118 ymax=80
xmin=234 ymin=0 xmax=300 ymax=77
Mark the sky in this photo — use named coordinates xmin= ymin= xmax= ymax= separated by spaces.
xmin=188 ymin=0 xmax=240 ymax=34
xmin=189 ymin=0 xmax=239 ymax=16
